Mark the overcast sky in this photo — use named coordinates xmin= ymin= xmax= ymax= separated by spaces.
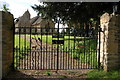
xmin=0 ymin=0 xmax=41 ymax=18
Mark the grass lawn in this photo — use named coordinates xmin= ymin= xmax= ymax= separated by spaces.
xmin=87 ymin=69 xmax=120 ymax=79
xmin=14 ymin=35 xmax=30 ymax=49
xmin=15 ymin=34 xmax=85 ymax=49
xmin=14 ymin=35 xmax=30 ymax=68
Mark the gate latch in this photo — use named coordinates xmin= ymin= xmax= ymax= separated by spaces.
xmin=52 ymin=35 xmax=64 ymax=44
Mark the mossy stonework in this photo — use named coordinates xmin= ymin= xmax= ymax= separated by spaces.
xmin=100 ymin=13 xmax=120 ymax=71
xmin=0 ymin=11 xmax=14 ymax=77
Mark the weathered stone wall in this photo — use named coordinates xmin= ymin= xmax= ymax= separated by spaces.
xmin=100 ymin=13 xmax=120 ymax=71
xmin=0 ymin=11 xmax=2 ymax=80
xmin=0 ymin=11 xmax=14 ymax=77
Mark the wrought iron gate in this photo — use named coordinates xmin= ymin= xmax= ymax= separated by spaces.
xmin=14 ymin=24 xmax=100 ymax=70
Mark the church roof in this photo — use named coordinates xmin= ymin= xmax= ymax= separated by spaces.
xmin=32 ymin=16 xmax=42 ymax=25
xmin=15 ymin=10 xmax=55 ymax=27
xmin=30 ymin=16 xmax=39 ymax=25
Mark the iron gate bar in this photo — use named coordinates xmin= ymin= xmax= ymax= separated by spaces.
xmin=73 ymin=30 xmax=76 ymax=69
xmin=68 ymin=28 xmax=70 ymax=69
xmin=43 ymin=43 xmax=45 ymax=69
xmin=51 ymin=28 xmax=53 ymax=69
xmin=98 ymin=27 xmax=101 ymax=70
xmin=35 ymin=47 xmax=36 ymax=69
xmin=83 ymin=33 xmax=85 ymax=69
xmin=24 ymin=29 xmax=26 ymax=69
xmin=40 ymin=27 xmax=42 ymax=69
xmin=63 ymin=29 xmax=65 ymax=69
xmin=26 ymin=46 xmax=28 ymax=69
xmin=18 ymin=27 xmax=21 ymax=69
xmin=13 ymin=22 xmax=15 ymax=70
xmin=95 ymin=37 xmax=98 ymax=68
xmin=29 ymin=27 xmax=31 ymax=69
xmin=57 ymin=18 xmax=59 ymax=70
xmin=49 ymin=46 xmax=50 ymax=69
xmin=21 ymin=47 xmax=23 ymax=69
xmin=88 ymin=35 xmax=90 ymax=69
xmin=46 ymin=34 xmax=47 ymax=69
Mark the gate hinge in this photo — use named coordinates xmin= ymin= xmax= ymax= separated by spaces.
xmin=99 ymin=28 xmax=104 ymax=32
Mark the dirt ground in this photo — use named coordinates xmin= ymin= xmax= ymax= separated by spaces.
xmin=5 ymin=69 xmax=88 ymax=80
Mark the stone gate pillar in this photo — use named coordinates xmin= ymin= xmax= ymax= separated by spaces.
xmin=0 ymin=11 xmax=14 ymax=78
xmin=100 ymin=13 xmax=120 ymax=71
xmin=0 ymin=10 xmax=2 ymax=80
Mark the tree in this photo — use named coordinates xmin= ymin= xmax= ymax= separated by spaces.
xmin=31 ymin=2 xmax=120 ymax=29
xmin=2 ymin=4 xmax=9 ymax=12
xmin=31 ymin=4 xmax=45 ymax=17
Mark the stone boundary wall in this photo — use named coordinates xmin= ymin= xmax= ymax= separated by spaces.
xmin=100 ymin=13 xmax=120 ymax=71
xmin=0 ymin=11 xmax=14 ymax=78
xmin=0 ymin=11 xmax=2 ymax=80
